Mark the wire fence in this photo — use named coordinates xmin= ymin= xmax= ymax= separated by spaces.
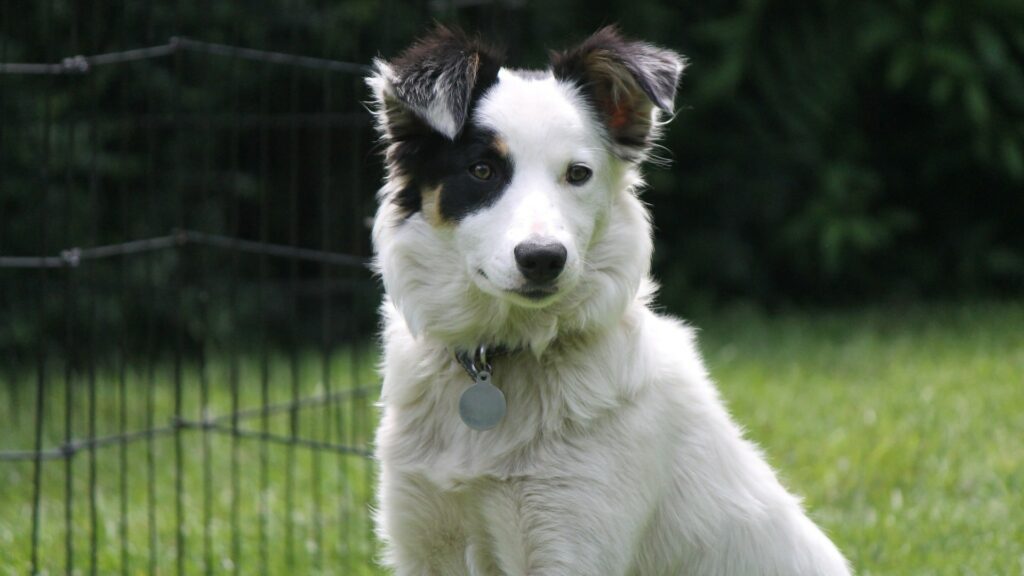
xmin=0 ymin=229 xmax=369 ymax=270
xmin=0 ymin=12 xmax=387 ymax=576
xmin=0 ymin=36 xmax=370 ymax=76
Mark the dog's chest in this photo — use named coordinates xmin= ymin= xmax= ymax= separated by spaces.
xmin=380 ymin=345 xmax=649 ymax=497
xmin=379 ymin=359 xmax=557 ymax=487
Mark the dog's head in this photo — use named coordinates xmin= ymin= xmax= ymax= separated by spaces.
xmin=370 ymin=26 xmax=684 ymax=352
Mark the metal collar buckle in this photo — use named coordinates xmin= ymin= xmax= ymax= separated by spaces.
xmin=455 ymin=345 xmax=492 ymax=382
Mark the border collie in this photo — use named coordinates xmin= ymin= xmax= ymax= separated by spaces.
xmin=368 ymin=25 xmax=851 ymax=575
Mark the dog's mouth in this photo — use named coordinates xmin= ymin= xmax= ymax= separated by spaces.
xmin=475 ymin=268 xmax=563 ymax=307
xmin=513 ymin=286 xmax=558 ymax=300
xmin=505 ymin=283 xmax=560 ymax=307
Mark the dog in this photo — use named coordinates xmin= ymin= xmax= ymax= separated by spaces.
xmin=368 ymin=25 xmax=851 ymax=575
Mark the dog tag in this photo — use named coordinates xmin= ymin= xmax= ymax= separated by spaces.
xmin=459 ymin=370 xmax=506 ymax=431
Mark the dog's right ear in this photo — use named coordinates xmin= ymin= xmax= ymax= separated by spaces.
xmin=368 ymin=25 xmax=504 ymax=142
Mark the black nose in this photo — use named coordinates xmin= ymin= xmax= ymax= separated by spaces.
xmin=514 ymin=241 xmax=567 ymax=283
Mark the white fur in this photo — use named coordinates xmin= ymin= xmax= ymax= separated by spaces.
xmin=372 ymin=69 xmax=851 ymax=575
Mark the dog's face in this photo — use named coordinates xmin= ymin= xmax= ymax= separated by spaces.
xmin=370 ymin=27 xmax=683 ymax=350
xmin=410 ymin=71 xmax=612 ymax=309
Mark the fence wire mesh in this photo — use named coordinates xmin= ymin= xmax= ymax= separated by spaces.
xmin=0 ymin=1 xmax=431 ymax=573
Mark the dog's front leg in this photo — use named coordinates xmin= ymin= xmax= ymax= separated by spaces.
xmin=378 ymin=470 xmax=473 ymax=576
xmin=480 ymin=477 xmax=645 ymax=576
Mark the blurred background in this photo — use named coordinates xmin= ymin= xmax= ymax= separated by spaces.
xmin=1 ymin=1 xmax=1022 ymax=575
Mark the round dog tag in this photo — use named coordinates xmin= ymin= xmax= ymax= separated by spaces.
xmin=459 ymin=372 xmax=506 ymax=431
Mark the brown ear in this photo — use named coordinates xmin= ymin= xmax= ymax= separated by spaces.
xmin=369 ymin=25 xmax=504 ymax=141
xmin=551 ymin=26 xmax=685 ymax=160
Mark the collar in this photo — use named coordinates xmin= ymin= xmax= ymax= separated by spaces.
xmin=454 ymin=345 xmax=514 ymax=380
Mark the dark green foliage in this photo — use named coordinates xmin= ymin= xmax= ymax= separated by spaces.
xmin=638 ymin=0 xmax=1024 ymax=307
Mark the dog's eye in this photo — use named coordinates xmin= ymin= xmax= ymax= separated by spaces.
xmin=469 ymin=162 xmax=494 ymax=181
xmin=566 ymin=163 xmax=593 ymax=185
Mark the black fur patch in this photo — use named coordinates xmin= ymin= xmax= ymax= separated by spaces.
xmin=376 ymin=25 xmax=511 ymax=221
xmin=384 ymin=25 xmax=504 ymax=140
xmin=390 ymin=124 xmax=513 ymax=223
xmin=551 ymin=26 xmax=684 ymax=159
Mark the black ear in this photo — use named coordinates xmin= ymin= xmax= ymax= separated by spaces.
xmin=551 ymin=26 xmax=685 ymax=159
xmin=369 ymin=25 xmax=504 ymax=141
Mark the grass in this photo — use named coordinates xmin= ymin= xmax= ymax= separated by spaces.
xmin=2 ymin=302 xmax=1022 ymax=575
xmin=0 ymin=347 xmax=382 ymax=576
xmin=692 ymin=302 xmax=1024 ymax=575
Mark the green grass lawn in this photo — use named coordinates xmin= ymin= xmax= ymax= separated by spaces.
xmin=0 ymin=347 xmax=382 ymax=576
xmin=1 ymin=302 xmax=1022 ymax=575
xmin=693 ymin=302 xmax=1024 ymax=576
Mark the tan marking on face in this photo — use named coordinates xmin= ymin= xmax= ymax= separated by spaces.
xmin=493 ymin=136 xmax=510 ymax=158
xmin=421 ymin=185 xmax=447 ymax=227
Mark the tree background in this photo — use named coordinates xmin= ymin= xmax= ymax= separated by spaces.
xmin=2 ymin=0 xmax=1023 ymax=355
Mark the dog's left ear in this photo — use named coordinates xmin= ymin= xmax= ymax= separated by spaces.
xmin=369 ymin=25 xmax=504 ymax=141
xmin=552 ymin=26 xmax=685 ymax=160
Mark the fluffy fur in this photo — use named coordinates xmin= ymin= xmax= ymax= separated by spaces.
xmin=369 ymin=25 xmax=851 ymax=575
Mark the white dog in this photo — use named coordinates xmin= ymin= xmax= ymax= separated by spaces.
xmin=368 ymin=25 xmax=851 ymax=576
